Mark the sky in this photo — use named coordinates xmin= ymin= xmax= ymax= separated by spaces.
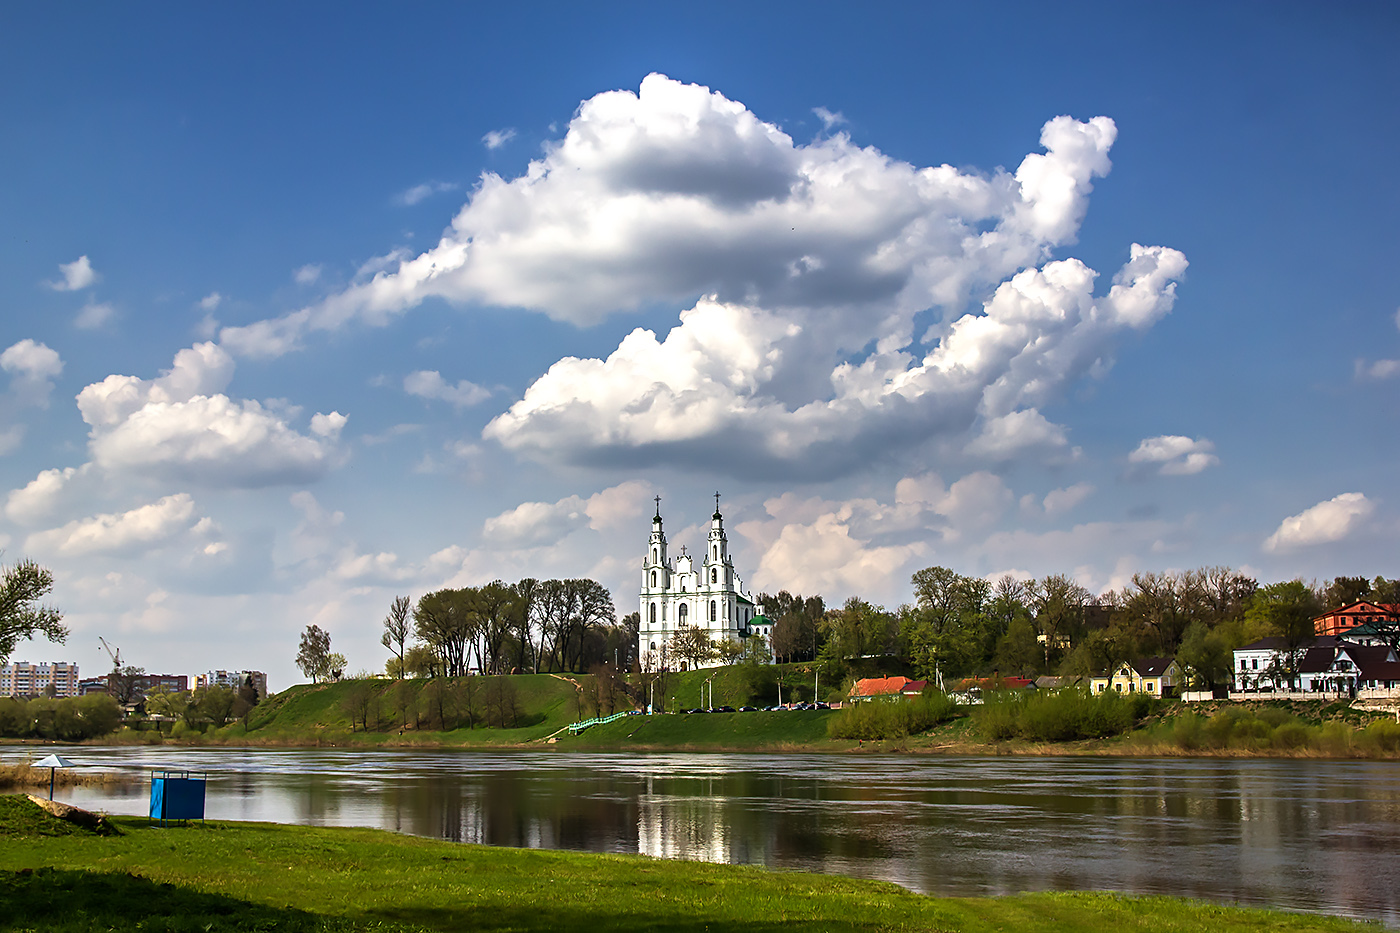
xmin=2 ymin=2 xmax=1397 ymax=690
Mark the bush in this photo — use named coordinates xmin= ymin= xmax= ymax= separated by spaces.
xmin=974 ymin=694 xmax=1021 ymax=741
xmin=1358 ymin=718 xmax=1400 ymax=754
xmin=973 ymin=688 xmax=1136 ymax=743
xmin=827 ymin=692 xmax=960 ymax=741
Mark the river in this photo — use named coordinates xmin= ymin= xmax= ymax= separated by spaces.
xmin=11 ymin=746 xmax=1400 ymax=924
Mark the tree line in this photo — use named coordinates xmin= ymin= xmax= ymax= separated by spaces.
xmin=755 ymin=569 xmax=1400 ymax=693
xmin=378 ymin=577 xmax=631 ymax=678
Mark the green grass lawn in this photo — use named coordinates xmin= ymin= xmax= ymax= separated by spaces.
xmin=0 ymin=795 xmax=1376 ymax=933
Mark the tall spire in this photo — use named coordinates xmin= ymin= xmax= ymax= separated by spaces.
xmin=654 ymin=494 xmax=662 ymax=520
xmin=713 ymin=490 xmax=722 ymax=519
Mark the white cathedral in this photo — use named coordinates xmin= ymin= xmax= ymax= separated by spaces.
xmin=639 ymin=495 xmax=767 ymax=670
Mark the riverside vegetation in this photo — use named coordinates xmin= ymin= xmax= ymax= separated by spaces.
xmin=0 ymin=793 xmax=1377 ymax=933
xmin=27 ymin=665 xmax=1400 ymax=760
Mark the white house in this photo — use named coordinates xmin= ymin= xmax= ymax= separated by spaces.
xmin=1233 ymin=636 xmax=1400 ymax=695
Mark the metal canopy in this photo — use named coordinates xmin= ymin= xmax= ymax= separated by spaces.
xmin=34 ymin=754 xmax=75 ymax=769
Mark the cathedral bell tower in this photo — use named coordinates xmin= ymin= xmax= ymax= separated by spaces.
xmin=643 ymin=496 xmax=668 ymax=590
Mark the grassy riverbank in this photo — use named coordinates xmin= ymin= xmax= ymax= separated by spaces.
xmin=0 ymin=794 xmax=1374 ymax=933
xmin=38 ymin=671 xmax=1400 ymax=760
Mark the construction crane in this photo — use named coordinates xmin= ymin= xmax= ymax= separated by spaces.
xmin=98 ymin=637 xmax=122 ymax=670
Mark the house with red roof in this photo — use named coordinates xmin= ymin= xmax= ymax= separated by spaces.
xmin=1314 ymin=601 xmax=1400 ymax=638
xmin=848 ymin=676 xmax=912 ymax=702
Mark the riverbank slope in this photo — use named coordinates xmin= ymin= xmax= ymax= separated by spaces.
xmin=62 ymin=673 xmax=1400 ymax=759
xmin=0 ymin=794 xmax=1372 ymax=933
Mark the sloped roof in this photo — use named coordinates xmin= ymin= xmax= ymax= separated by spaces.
xmin=900 ymin=679 xmax=928 ymax=694
xmin=1348 ymin=645 xmax=1398 ymax=671
xmin=1132 ymin=657 xmax=1177 ymax=677
xmin=1360 ymin=661 xmax=1400 ymax=682
xmin=1298 ymin=646 xmax=1338 ymax=675
xmin=850 ymin=676 xmax=911 ymax=698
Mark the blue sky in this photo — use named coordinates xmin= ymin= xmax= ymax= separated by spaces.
xmin=2 ymin=2 xmax=1397 ymax=689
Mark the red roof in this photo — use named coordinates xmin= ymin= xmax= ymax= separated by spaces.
xmin=850 ymin=676 xmax=911 ymax=698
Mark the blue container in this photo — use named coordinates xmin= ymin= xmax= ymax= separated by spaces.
xmin=149 ymin=770 xmax=206 ymax=824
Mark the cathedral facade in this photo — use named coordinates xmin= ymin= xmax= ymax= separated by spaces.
xmin=638 ymin=496 xmax=766 ymax=670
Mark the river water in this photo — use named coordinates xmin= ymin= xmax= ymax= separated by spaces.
xmin=11 ymin=746 xmax=1400 ymax=924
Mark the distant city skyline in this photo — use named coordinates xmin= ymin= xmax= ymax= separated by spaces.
xmin=1 ymin=4 xmax=1396 ymax=689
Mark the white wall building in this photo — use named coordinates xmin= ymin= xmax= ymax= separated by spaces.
xmin=638 ymin=496 xmax=765 ymax=670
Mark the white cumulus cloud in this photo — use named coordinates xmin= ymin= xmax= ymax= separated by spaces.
xmin=74 ymin=300 xmax=116 ymax=330
xmin=482 ymin=128 xmax=517 ymax=150
xmin=27 ymin=493 xmax=201 ymax=557
xmin=1042 ymin=482 xmax=1095 ymax=516
xmin=215 ymin=74 xmax=1183 ymax=477
xmin=1263 ymin=492 xmax=1375 ymax=552
xmin=1128 ymin=435 xmax=1219 ymax=475
xmin=397 ymin=181 xmax=459 ymax=206
xmin=47 ymin=255 xmax=98 ymax=291
xmin=5 ymin=465 xmax=88 ymax=524
xmin=2 ymin=339 xmax=64 ymax=407
xmin=75 ymin=343 xmax=345 ymax=487
xmin=482 ymin=480 xmax=650 ymax=549
xmin=403 ymin=370 xmax=491 ymax=409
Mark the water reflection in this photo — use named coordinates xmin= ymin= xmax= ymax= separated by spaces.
xmin=12 ymin=746 xmax=1400 ymax=924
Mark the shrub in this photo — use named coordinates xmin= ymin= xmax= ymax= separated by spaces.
xmin=828 ymin=692 xmax=960 ymax=741
xmin=1359 ymin=719 xmax=1400 ymax=754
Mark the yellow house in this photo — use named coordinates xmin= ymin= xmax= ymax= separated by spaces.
xmin=1090 ymin=657 xmax=1183 ymax=698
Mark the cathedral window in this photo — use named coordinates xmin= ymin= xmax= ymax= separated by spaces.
xmin=649 ymin=603 xmax=656 ymax=624
xmin=651 ymin=571 xmax=657 ymax=587
xmin=711 ymin=568 xmax=717 ymax=584
xmin=710 ymin=600 xmax=717 ymax=622
xmin=652 ymin=548 xmax=657 ymax=563
xmin=679 ymin=603 xmax=688 ymax=625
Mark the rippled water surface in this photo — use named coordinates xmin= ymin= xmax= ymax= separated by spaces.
xmin=14 ymin=746 xmax=1400 ymax=924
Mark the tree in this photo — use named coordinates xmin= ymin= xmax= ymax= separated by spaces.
xmin=324 ymin=652 xmax=347 ymax=681
xmin=106 ymin=665 xmax=148 ymax=706
xmin=0 ymin=560 xmax=66 ymax=666
xmin=296 ymin=624 xmax=333 ymax=683
xmin=1323 ymin=576 xmax=1372 ymax=610
xmin=381 ymin=595 xmax=412 ymax=679
xmin=197 ymin=685 xmax=238 ymax=728
xmin=1176 ymin=620 xmax=1234 ymax=691
xmin=993 ymin=616 xmax=1041 ymax=678
xmin=342 ymin=679 xmax=378 ymax=732
xmin=1028 ymin=574 xmax=1091 ymax=667
xmin=414 ymin=589 xmax=479 ymax=676
xmin=670 ymin=626 xmax=715 ymax=670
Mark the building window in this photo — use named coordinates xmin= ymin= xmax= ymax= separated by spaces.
xmin=651 ymin=571 xmax=657 ymax=587
xmin=710 ymin=600 xmax=717 ymax=622
xmin=711 ymin=568 xmax=717 ymax=584
xmin=713 ymin=545 xmax=718 ymax=559
xmin=679 ymin=604 xmax=688 ymax=625
xmin=652 ymin=548 xmax=657 ymax=563
xmin=649 ymin=603 xmax=656 ymax=624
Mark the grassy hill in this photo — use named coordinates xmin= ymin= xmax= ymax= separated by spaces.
xmin=223 ymin=673 xmax=587 ymax=746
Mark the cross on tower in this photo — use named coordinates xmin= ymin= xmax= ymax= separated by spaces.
xmin=714 ymin=491 xmax=721 ymax=514
xmin=654 ymin=495 xmax=662 ymax=518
